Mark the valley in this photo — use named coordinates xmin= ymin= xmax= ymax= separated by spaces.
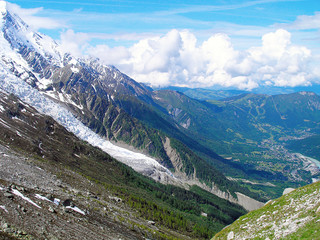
xmin=151 ymin=90 xmax=320 ymax=199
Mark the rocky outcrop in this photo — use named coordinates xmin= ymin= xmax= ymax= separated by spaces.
xmin=163 ymin=137 xmax=187 ymax=177
xmin=283 ymin=188 xmax=295 ymax=195
xmin=235 ymin=192 xmax=264 ymax=211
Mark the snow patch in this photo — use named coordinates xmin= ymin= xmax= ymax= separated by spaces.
xmin=91 ymin=84 xmax=96 ymax=92
xmin=0 ymin=205 xmax=8 ymax=213
xmin=35 ymin=194 xmax=49 ymax=201
xmin=71 ymin=66 xmax=79 ymax=73
xmin=69 ymin=58 xmax=78 ymax=65
xmin=66 ymin=206 xmax=85 ymax=215
xmin=37 ymin=77 xmax=52 ymax=90
xmin=299 ymin=91 xmax=315 ymax=96
xmin=12 ymin=189 xmax=41 ymax=208
xmin=35 ymin=194 xmax=60 ymax=206
xmin=113 ymin=72 xmax=118 ymax=79
xmin=54 ymin=198 xmax=60 ymax=206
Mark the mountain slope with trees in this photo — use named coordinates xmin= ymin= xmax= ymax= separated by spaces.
xmin=0 ymin=89 xmax=247 ymax=239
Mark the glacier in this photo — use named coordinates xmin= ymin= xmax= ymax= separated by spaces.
xmin=0 ymin=63 xmax=176 ymax=182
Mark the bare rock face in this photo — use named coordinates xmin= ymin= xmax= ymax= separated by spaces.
xmin=283 ymin=188 xmax=295 ymax=195
xmin=235 ymin=192 xmax=264 ymax=212
xmin=163 ymin=137 xmax=264 ymax=211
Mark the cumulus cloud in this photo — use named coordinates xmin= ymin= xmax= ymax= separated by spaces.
xmin=247 ymin=29 xmax=313 ymax=87
xmin=6 ymin=2 xmax=65 ymax=30
xmin=66 ymin=28 xmax=317 ymax=90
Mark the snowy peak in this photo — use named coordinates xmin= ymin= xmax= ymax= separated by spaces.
xmin=0 ymin=1 xmax=7 ymax=16
xmin=0 ymin=1 xmax=62 ymax=65
xmin=0 ymin=1 xmax=65 ymax=90
xmin=0 ymin=2 xmax=150 ymax=97
xmin=1 ymin=1 xmax=30 ymax=47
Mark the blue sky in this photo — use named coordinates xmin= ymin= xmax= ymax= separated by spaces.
xmin=6 ymin=0 xmax=320 ymax=89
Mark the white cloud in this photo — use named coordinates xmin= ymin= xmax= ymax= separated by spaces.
xmin=52 ymin=24 xmax=316 ymax=90
xmin=84 ymin=28 xmax=317 ymax=90
xmin=59 ymin=29 xmax=91 ymax=57
xmin=6 ymin=2 xmax=65 ymax=30
xmin=87 ymin=45 xmax=130 ymax=65
xmin=247 ymin=29 xmax=313 ymax=87
xmin=276 ymin=12 xmax=320 ymax=30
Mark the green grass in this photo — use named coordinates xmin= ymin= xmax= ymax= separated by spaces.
xmin=212 ymin=181 xmax=320 ymax=240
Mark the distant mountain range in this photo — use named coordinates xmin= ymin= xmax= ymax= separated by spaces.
xmin=152 ymin=90 xmax=320 ymax=186
xmin=157 ymin=85 xmax=320 ymax=101
xmin=155 ymin=86 xmax=248 ymax=100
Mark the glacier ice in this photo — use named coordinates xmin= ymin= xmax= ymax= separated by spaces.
xmin=0 ymin=63 xmax=175 ymax=182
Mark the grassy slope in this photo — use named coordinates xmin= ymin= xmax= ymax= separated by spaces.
xmin=212 ymin=181 xmax=320 ymax=240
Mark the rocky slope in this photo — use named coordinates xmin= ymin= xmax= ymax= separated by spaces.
xmin=213 ymin=181 xmax=320 ymax=239
xmin=0 ymin=92 xmax=166 ymax=239
xmin=0 ymin=145 xmax=146 ymax=240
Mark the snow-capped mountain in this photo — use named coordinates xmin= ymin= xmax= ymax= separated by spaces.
xmin=0 ymin=0 xmax=187 ymax=181
xmin=0 ymin=1 xmax=63 ymax=89
xmin=1 ymin=1 xmax=151 ymax=98
xmin=0 ymin=0 xmax=175 ymax=183
xmin=0 ymin=62 xmax=176 ymax=181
